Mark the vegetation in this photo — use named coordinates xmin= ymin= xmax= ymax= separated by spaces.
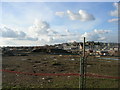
xmin=2 ymin=53 xmax=119 ymax=88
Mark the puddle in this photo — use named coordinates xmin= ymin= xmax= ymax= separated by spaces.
xmin=98 ymin=60 xmax=111 ymax=62
xmin=98 ymin=57 xmax=120 ymax=60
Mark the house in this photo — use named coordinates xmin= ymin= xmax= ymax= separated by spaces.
xmin=100 ymin=51 xmax=109 ymax=56
xmin=63 ymin=45 xmax=79 ymax=50
xmin=79 ymin=43 xmax=90 ymax=51
xmin=110 ymin=46 xmax=119 ymax=51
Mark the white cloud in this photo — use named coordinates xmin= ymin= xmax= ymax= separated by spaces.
xmin=56 ymin=10 xmax=95 ymax=21
xmin=110 ymin=9 xmax=118 ymax=17
xmin=110 ymin=2 xmax=120 ymax=17
xmin=81 ymin=29 xmax=111 ymax=41
xmin=78 ymin=10 xmax=95 ymax=21
xmin=0 ymin=19 xmax=113 ymax=46
xmin=108 ymin=3 xmax=120 ymax=23
xmin=1 ymin=19 xmax=82 ymax=46
xmin=28 ymin=19 xmax=56 ymax=43
xmin=28 ymin=19 xmax=49 ymax=35
xmin=94 ymin=29 xmax=111 ymax=34
xmin=0 ymin=26 xmax=26 ymax=38
xmin=108 ymin=18 xmax=119 ymax=22
xmin=67 ymin=10 xmax=80 ymax=20
xmin=0 ymin=38 xmax=41 ymax=46
xmin=0 ymin=25 xmax=38 ymax=42
xmin=55 ymin=12 xmax=65 ymax=17
xmin=28 ymin=19 xmax=81 ymax=44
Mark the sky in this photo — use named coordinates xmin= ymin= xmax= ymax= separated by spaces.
xmin=0 ymin=2 xmax=119 ymax=46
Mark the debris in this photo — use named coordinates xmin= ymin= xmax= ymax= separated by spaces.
xmin=45 ymin=77 xmax=53 ymax=80
xmin=71 ymin=58 xmax=75 ymax=61
xmin=68 ymin=76 xmax=70 ymax=78
xmin=59 ymin=55 xmax=62 ymax=56
xmin=59 ymin=69 xmax=65 ymax=72
xmin=54 ymin=59 xmax=57 ymax=61
xmin=42 ymin=78 xmax=45 ymax=80
xmin=16 ymin=74 xmax=19 ymax=76
xmin=87 ymin=65 xmax=91 ymax=68
xmin=48 ymin=80 xmax=51 ymax=82
xmin=10 ymin=69 xmax=15 ymax=71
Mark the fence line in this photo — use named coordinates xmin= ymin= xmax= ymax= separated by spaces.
xmin=1 ymin=69 xmax=120 ymax=79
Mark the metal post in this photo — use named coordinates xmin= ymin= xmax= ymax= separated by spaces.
xmin=80 ymin=37 xmax=86 ymax=89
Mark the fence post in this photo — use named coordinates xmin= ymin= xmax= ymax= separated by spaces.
xmin=80 ymin=37 xmax=86 ymax=89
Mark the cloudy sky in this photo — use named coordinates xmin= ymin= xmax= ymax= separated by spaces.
xmin=0 ymin=2 xmax=119 ymax=46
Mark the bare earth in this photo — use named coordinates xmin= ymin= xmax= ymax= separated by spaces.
xmin=2 ymin=52 xmax=120 ymax=88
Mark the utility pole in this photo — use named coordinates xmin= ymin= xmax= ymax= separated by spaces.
xmin=80 ymin=37 xmax=86 ymax=89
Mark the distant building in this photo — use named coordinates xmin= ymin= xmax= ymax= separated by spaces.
xmin=100 ymin=51 xmax=109 ymax=56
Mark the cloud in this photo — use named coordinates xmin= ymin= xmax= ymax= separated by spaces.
xmin=0 ymin=19 xmax=112 ymax=46
xmin=110 ymin=2 xmax=120 ymax=17
xmin=0 ymin=25 xmax=38 ymax=41
xmin=79 ymin=10 xmax=95 ymax=21
xmin=0 ymin=37 xmax=40 ymax=46
xmin=28 ymin=19 xmax=81 ymax=44
xmin=108 ymin=18 xmax=119 ymax=22
xmin=94 ymin=29 xmax=111 ymax=34
xmin=28 ymin=19 xmax=50 ymax=35
xmin=66 ymin=10 xmax=80 ymax=20
xmin=81 ymin=29 xmax=111 ymax=41
xmin=0 ymin=26 xmax=26 ymax=38
xmin=55 ymin=12 xmax=65 ymax=17
xmin=108 ymin=3 xmax=120 ymax=23
xmin=56 ymin=10 xmax=95 ymax=21
xmin=28 ymin=19 xmax=59 ymax=43
xmin=1 ymin=19 xmax=82 ymax=46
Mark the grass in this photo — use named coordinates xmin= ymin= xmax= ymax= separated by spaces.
xmin=2 ymin=53 xmax=119 ymax=88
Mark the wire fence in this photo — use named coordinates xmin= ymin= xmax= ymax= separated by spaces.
xmin=1 ymin=69 xmax=120 ymax=79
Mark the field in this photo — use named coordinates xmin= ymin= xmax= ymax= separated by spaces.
xmin=2 ymin=52 xmax=120 ymax=88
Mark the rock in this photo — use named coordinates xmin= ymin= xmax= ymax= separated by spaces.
xmin=48 ymin=80 xmax=51 ymax=82
xmin=34 ymin=61 xmax=41 ymax=63
xmin=11 ymin=69 xmax=15 ymax=71
xmin=45 ymin=78 xmax=53 ymax=80
xmin=68 ymin=76 xmax=70 ymax=78
xmin=42 ymin=78 xmax=45 ymax=80
xmin=27 ymin=59 xmax=32 ymax=60
xmin=59 ymin=55 xmax=62 ymax=56
xmin=54 ymin=59 xmax=57 ymax=61
xmin=52 ymin=63 xmax=62 ymax=66
xmin=59 ymin=69 xmax=65 ymax=72
xmin=71 ymin=58 xmax=75 ymax=61
xmin=41 ymin=69 xmax=44 ymax=71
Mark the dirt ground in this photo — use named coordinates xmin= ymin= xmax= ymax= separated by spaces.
xmin=2 ymin=52 xmax=120 ymax=88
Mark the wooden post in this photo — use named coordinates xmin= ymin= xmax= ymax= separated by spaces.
xmin=80 ymin=37 xmax=86 ymax=89
xmin=83 ymin=37 xmax=85 ymax=57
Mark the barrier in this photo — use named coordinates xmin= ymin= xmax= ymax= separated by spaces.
xmin=1 ymin=69 xmax=120 ymax=79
